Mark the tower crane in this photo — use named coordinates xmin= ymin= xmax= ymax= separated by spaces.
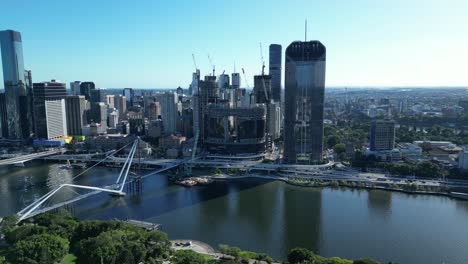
xmin=207 ymin=54 xmax=215 ymax=76
xmin=259 ymin=43 xmax=269 ymax=103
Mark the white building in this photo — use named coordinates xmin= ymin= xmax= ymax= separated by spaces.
xmin=155 ymin=92 xmax=179 ymax=134
xmin=458 ymin=147 xmax=468 ymax=170
xmin=398 ymin=143 xmax=423 ymax=157
xmin=45 ymin=99 xmax=68 ymax=139
xmin=268 ymin=102 xmax=281 ymax=140
xmin=108 ymin=108 xmax=119 ymax=128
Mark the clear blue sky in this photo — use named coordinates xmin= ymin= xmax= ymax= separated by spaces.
xmin=1 ymin=0 xmax=467 ymax=88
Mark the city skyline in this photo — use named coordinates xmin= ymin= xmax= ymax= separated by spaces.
xmin=0 ymin=0 xmax=467 ymax=88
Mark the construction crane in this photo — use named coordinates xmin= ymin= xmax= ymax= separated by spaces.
xmin=207 ymin=54 xmax=215 ymax=76
xmin=241 ymin=68 xmax=250 ymax=89
xmin=259 ymin=43 xmax=269 ymax=103
xmin=192 ymin=53 xmax=198 ymax=72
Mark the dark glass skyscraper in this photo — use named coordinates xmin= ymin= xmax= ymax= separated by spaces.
xmin=0 ymin=30 xmax=31 ymax=140
xmin=80 ymin=81 xmax=95 ymax=101
xmin=284 ymin=41 xmax=326 ymax=164
xmin=269 ymin=44 xmax=282 ymax=103
xmin=33 ymin=80 xmax=67 ymax=139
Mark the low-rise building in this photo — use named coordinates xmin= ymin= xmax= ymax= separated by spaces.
xmin=159 ymin=134 xmax=186 ymax=150
xmin=458 ymin=147 xmax=468 ymax=170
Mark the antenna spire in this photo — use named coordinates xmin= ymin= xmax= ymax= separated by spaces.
xmin=305 ymin=19 xmax=307 ymax=41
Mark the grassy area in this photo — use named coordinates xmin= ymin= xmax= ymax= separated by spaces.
xmin=60 ymin=254 xmax=77 ymax=264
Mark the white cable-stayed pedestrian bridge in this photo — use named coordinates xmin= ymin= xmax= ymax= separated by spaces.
xmin=15 ymin=139 xmax=183 ymax=223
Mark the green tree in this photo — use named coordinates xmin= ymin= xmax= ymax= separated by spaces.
xmin=327 ymin=135 xmax=342 ymax=149
xmin=4 ymin=225 xmax=48 ymax=244
xmin=8 ymin=234 xmax=69 ymax=264
xmin=287 ymin=247 xmax=313 ymax=263
xmin=333 ymin=143 xmax=346 ymax=155
xmin=353 ymin=258 xmax=381 ymax=264
xmin=415 ymin=161 xmax=443 ymax=178
xmin=173 ymin=250 xmax=207 ymax=264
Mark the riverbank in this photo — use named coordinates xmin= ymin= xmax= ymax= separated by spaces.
xmin=211 ymin=173 xmax=468 ymax=200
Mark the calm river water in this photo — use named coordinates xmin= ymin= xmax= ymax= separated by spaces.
xmin=1 ymin=162 xmax=468 ymax=264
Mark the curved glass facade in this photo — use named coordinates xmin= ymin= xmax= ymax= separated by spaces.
xmin=284 ymin=41 xmax=326 ymax=164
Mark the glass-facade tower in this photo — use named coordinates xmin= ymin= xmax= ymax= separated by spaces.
xmin=284 ymin=41 xmax=326 ymax=164
xmin=0 ymin=30 xmax=28 ymax=140
xmin=269 ymin=44 xmax=282 ymax=102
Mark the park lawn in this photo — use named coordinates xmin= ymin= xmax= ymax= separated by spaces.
xmin=60 ymin=253 xmax=77 ymax=264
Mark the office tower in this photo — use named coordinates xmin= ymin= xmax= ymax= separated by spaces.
xmin=123 ymin=88 xmax=134 ymax=107
xmin=196 ymin=76 xmax=219 ymax=144
xmin=0 ymin=30 xmax=32 ymax=140
xmin=458 ymin=147 xmax=468 ymax=170
xmin=65 ymin=95 xmax=87 ymax=136
xmin=106 ymin=94 xmax=115 ymax=108
xmin=114 ymin=95 xmax=127 ymax=120
xmin=33 ymin=80 xmax=67 ymax=139
xmin=269 ymin=44 xmax=282 ymax=102
xmin=45 ymin=99 xmax=67 ymax=139
xmin=268 ymin=102 xmax=281 ymax=140
xmin=90 ymin=102 xmax=108 ymax=130
xmin=19 ymin=69 xmax=34 ymax=139
xmin=370 ymin=120 xmax=395 ymax=151
xmin=80 ymin=82 xmax=95 ymax=100
xmin=0 ymin=93 xmax=7 ymax=137
xmin=189 ymin=70 xmax=200 ymax=96
xmin=108 ymin=108 xmax=119 ymax=128
xmin=155 ymin=92 xmax=178 ymax=134
xmin=90 ymin=88 xmax=104 ymax=103
xmin=147 ymin=101 xmax=161 ymax=121
xmin=70 ymin=81 xmax=81 ymax=95
xmin=231 ymin=72 xmax=240 ymax=89
xmin=284 ymin=41 xmax=326 ymax=164
xmin=128 ymin=111 xmax=145 ymax=136
xmin=218 ymin=74 xmax=230 ymax=90
xmin=253 ymin=75 xmax=272 ymax=104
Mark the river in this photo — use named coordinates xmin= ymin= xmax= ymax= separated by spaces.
xmin=1 ymin=162 xmax=468 ymax=264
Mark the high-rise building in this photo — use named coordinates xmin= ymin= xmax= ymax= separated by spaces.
xmin=231 ymin=72 xmax=240 ymax=89
xmin=155 ymin=92 xmax=179 ymax=134
xmin=0 ymin=30 xmax=32 ymax=140
xmin=90 ymin=102 xmax=108 ymax=130
xmin=253 ymin=75 xmax=272 ymax=104
xmin=147 ymin=101 xmax=161 ymax=121
xmin=106 ymin=94 xmax=115 ymax=108
xmin=123 ymin=88 xmax=134 ymax=107
xmin=80 ymin=82 xmax=95 ymax=101
xmin=218 ymin=74 xmax=230 ymax=90
xmin=65 ymin=95 xmax=87 ymax=136
xmin=370 ymin=120 xmax=395 ymax=151
xmin=108 ymin=108 xmax=119 ymax=128
xmin=70 ymin=81 xmax=81 ymax=95
xmin=268 ymin=102 xmax=281 ymax=140
xmin=458 ymin=147 xmax=468 ymax=170
xmin=114 ymin=95 xmax=127 ymax=120
xmin=128 ymin=111 xmax=145 ymax=136
xmin=33 ymin=80 xmax=67 ymax=139
xmin=21 ymin=69 xmax=34 ymax=139
xmin=196 ymin=76 xmax=219 ymax=143
xmin=189 ymin=70 xmax=200 ymax=96
xmin=90 ymin=88 xmax=104 ymax=103
xmin=284 ymin=41 xmax=326 ymax=164
xmin=0 ymin=93 xmax=7 ymax=138
xmin=269 ymin=44 xmax=282 ymax=102
xmin=45 ymin=99 xmax=67 ymax=139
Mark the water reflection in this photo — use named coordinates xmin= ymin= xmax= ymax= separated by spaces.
xmin=367 ymin=190 xmax=392 ymax=218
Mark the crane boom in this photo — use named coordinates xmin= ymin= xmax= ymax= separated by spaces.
xmin=259 ymin=43 xmax=269 ymax=102
xmin=192 ymin=53 xmax=198 ymax=71
xmin=207 ymin=54 xmax=215 ymax=76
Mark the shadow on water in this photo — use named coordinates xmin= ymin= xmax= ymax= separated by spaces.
xmin=367 ymin=190 xmax=392 ymax=218
xmin=74 ymin=177 xmax=272 ymax=221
